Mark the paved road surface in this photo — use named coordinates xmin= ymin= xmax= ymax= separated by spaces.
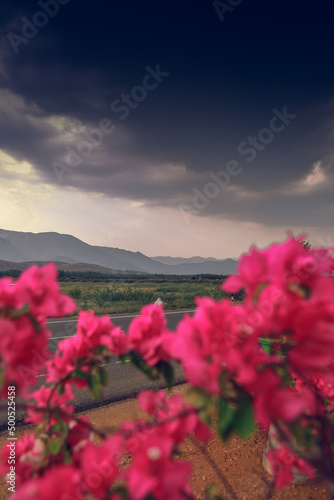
xmin=1 ymin=309 xmax=194 ymax=430
xmin=46 ymin=309 xmax=195 ymax=355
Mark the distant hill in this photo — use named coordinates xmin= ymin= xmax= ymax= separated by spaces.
xmin=151 ymin=256 xmax=222 ymax=265
xmin=0 ymin=229 xmax=238 ymax=275
xmin=0 ymin=259 xmax=142 ymax=275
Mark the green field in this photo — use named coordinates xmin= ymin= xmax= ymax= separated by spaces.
xmin=60 ymin=276 xmax=241 ymax=315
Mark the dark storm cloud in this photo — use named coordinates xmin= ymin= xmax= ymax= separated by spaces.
xmin=178 ymin=181 xmax=334 ymax=228
xmin=1 ymin=0 xmax=334 ymax=227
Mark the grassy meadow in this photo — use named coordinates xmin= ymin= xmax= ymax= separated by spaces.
xmin=60 ymin=275 xmax=241 ymax=315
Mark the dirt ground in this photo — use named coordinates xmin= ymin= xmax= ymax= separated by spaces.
xmin=0 ymin=385 xmax=329 ymax=500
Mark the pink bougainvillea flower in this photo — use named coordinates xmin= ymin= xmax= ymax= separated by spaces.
xmin=16 ymin=263 xmax=76 ymax=320
xmin=223 ymin=245 xmax=272 ymax=296
xmin=1 ymin=236 xmax=334 ymax=500
xmin=285 ymin=304 xmax=334 ymax=374
xmin=0 ymin=432 xmax=44 ymax=488
xmin=12 ymin=465 xmax=84 ymax=500
xmin=0 ymin=277 xmax=25 ymax=310
xmin=128 ymin=304 xmax=171 ymax=366
xmin=0 ymin=264 xmax=76 ymax=396
xmin=138 ymin=390 xmax=212 ymax=443
xmin=266 ymin=444 xmax=315 ymax=488
xmin=165 ymin=310 xmax=224 ymax=394
xmin=164 ymin=298 xmax=228 ymax=394
xmin=81 ymin=435 xmax=122 ymax=499
xmin=26 ymin=384 xmax=74 ymax=425
xmin=221 ymin=234 xmax=334 ymax=401
xmin=76 ymin=310 xmax=118 ymax=352
xmin=0 ymin=315 xmax=50 ymax=397
xmin=251 ymin=370 xmax=317 ymax=429
xmin=222 ymin=235 xmax=334 ymax=303
xmin=125 ymin=428 xmax=193 ymax=500
xmin=67 ymin=416 xmax=93 ymax=457
xmin=108 ymin=325 xmax=129 ymax=356
xmin=47 ymin=310 xmax=128 ymax=385
xmin=294 ymin=368 xmax=334 ymax=409
xmin=46 ymin=334 xmax=89 ymax=386
xmin=165 ymin=297 xmax=262 ymax=395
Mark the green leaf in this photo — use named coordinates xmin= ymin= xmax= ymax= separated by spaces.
xmin=99 ymin=367 xmax=108 ymax=387
xmin=130 ymin=351 xmax=159 ymax=381
xmin=73 ymin=368 xmax=91 ymax=380
xmin=288 ymin=283 xmax=310 ymax=299
xmin=205 ymin=484 xmax=225 ymax=500
xmin=50 ymin=440 xmax=61 ymax=456
xmin=158 ymin=361 xmax=174 ymax=390
xmin=51 ymin=420 xmax=66 ymax=433
xmin=57 ymin=384 xmax=65 ymax=396
xmin=252 ymin=282 xmax=269 ymax=306
xmin=108 ymin=486 xmax=129 ymax=500
xmin=63 ymin=449 xmax=73 ymax=465
xmin=217 ymin=398 xmax=236 ymax=441
xmin=89 ymin=372 xmax=103 ymax=400
xmin=234 ymin=400 xmax=255 ymax=440
xmin=110 ymin=486 xmax=128 ymax=499
xmin=26 ymin=311 xmax=42 ymax=333
xmin=190 ymin=388 xmax=216 ymax=426
xmin=98 ymin=346 xmax=111 ymax=356
xmin=191 ymin=388 xmax=215 ymax=408
xmin=9 ymin=304 xmax=29 ymax=320
xmin=258 ymin=338 xmax=273 ymax=354
xmin=118 ymin=355 xmax=128 ymax=365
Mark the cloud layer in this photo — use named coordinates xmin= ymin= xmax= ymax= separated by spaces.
xmin=1 ymin=0 xmax=334 ymax=256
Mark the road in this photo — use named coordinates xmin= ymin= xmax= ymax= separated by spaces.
xmin=46 ymin=308 xmax=195 ymax=354
xmin=1 ymin=309 xmax=194 ymax=430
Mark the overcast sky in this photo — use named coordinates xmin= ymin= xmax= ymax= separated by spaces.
xmin=0 ymin=0 xmax=334 ymax=259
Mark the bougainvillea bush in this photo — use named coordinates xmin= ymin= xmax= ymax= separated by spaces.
xmin=0 ymin=235 xmax=334 ymax=499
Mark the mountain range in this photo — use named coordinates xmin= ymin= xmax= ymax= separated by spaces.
xmin=0 ymin=229 xmax=238 ymax=275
